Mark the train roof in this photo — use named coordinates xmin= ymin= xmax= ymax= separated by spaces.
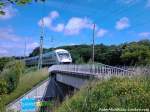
xmin=54 ymin=49 xmax=69 ymax=53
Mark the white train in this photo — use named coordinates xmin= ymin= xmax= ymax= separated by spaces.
xmin=25 ymin=49 xmax=72 ymax=66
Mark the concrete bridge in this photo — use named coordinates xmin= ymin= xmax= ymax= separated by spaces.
xmin=7 ymin=63 xmax=134 ymax=111
xmin=49 ymin=63 xmax=134 ymax=89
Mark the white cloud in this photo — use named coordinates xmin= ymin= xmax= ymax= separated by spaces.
xmin=0 ymin=47 xmax=8 ymax=57
xmin=50 ymin=11 xmax=59 ymax=19
xmin=38 ymin=11 xmax=109 ymax=37
xmin=0 ymin=41 xmax=39 ymax=57
xmin=115 ymin=17 xmax=130 ymax=30
xmin=0 ymin=27 xmax=38 ymax=56
xmin=38 ymin=10 xmax=64 ymax=32
xmin=38 ymin=16 xmax=52 ymax=27
xmin=96 ymin=28 xmax=108 ymax=37
xmin=0 ymin=5 xmax=17 ymax=20
xmin=64 ymin=17 xmax=93 ymax=35
xmin=38 ymin=11 xmax=94 ymax=35
xmin=0 ymin=28 xmax=21 ymax=42
xmin=139 ymin=32 xmax=150 ymax=38
xmin=52 ymin=23 xmax=64 ymax=32
xmin=38 ymin=11 xmax=59 ymax=27
xmin=27 ymin=42 xmax=39 ymax=49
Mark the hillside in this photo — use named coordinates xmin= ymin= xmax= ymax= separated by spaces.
xmin=55 ymin=76 xmax=150 ymax=112
xmin=3 ymin=68 xmax=49 ymax=106
xmin=29 ymin=39 xmax=150 ymax=66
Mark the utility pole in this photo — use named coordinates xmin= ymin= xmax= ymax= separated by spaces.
xmin=38 ymin=19 xmax=44 ymax=70
xmin=38 ymin=1 xmax=45 ymax=70
xmin=92 ymin=23 xmax=96 ymax=64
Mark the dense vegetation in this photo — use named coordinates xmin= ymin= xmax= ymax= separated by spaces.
xmin=0 ymin=60 xmax=25 ymax=111
xmin=29 ymin=39 xmax=150 ymax=66
xmin=0 ymin=57 xmax=14 ymax=72
xmin=56 ymin=76 xmax=150 ymax=112
xmin=4 ymin=68 xmax=48 ymax=105
xmin=0 ymin=60 xmax=49 ymax=111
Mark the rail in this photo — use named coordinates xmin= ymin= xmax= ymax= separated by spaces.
xmin=48 ymin=63 xmax=135 ymax=78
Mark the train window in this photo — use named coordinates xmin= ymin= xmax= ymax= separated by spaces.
xmin=58 ymin=53 xmax=70 ymax=59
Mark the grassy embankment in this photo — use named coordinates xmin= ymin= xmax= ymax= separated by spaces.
xmin=55 ymin=76 xmax=150 ymax=112
xmin=4 ymin=68 xmax=49 ymax=105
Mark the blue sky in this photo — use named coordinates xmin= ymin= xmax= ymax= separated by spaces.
xmin=0 ymin=0 xmax=150 ymax=56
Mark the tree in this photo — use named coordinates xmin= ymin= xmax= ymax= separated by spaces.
xmin=29 ymin=47 xmax=40 ymax=57
xmin=121 ymin=43 xmax=150 ymax=65
xmin=0 ymin=79 xmax=7 ymax=95
xmin=0 ymin=57 xmax=13 ymax=72
xmin=76 ymin=57 xmax=84 ymax=64
xmin=28 ymin=40 xmax=150 ymax=66
xmin=29 ymin=47 xmax=49 ymax=57
xmin=1 ymin=60 xmax=25 ymax=93
xmin=0 ymin=79 xmax=7 ymax=110
xmin=0 ymin=0 xmax=46 ymax=15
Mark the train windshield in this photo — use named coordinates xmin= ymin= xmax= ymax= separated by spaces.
xmin=58 ymin=53 xmax=70 ymax=59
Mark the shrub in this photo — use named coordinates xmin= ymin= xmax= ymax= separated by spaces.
xmin=0 ymin=96 xmax=5 ymax=112
xmin=76 ymin=57 xmax=85 ymax=64
xmin=56 ymin=76 xmax=150 ymax=112
xmin=0 ymin=79 xmax=7 ymax=112
xmin=1 ymin=60 xmax=25 ymax=93
xmin=0 ymin=79 xmax=7 ymax=95
xmin=0 ymin=57 xmax=13 ymax=72
xmin=4 ymin=68 xmax=49 ymax=105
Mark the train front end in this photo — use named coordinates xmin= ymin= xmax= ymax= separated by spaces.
xmin=55 ymin=49 xmax=72 ymax=64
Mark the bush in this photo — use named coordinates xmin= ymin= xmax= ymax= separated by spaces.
xmin=0 ymin=57 xmax=13 ymax=72
xmin=0 ymin=79 xmax=7 ymax=111
xmin=76 ymin=57 xmax=85 ymax=64
xmin=4 ymin=68 xmax=49 ymax=105
xmin=56 ymin=76 xmax=150 ymax=112
xmin=0 ymin=79 xmax=7 ymax=95
xmin=0 ymin=96 xmax=5 ymax=112
xmin=1 ymin=60 xmax=25 ymax=93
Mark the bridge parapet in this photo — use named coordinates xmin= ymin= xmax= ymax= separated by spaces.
xmin=49 ymin=63 xmax=135 ymax=78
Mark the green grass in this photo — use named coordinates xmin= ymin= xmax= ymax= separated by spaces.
xmin=4 ymin=68 xmax=49 ymax=105
xmin=55 ymin=76 xmax=150 ymax=112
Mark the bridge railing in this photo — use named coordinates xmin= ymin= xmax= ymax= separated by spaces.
xmin=48 ymin=63 xmax=135 ymax=77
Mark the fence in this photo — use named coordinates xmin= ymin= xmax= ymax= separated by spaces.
xmin=49 ymin=63 xmax=135 ymax=78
